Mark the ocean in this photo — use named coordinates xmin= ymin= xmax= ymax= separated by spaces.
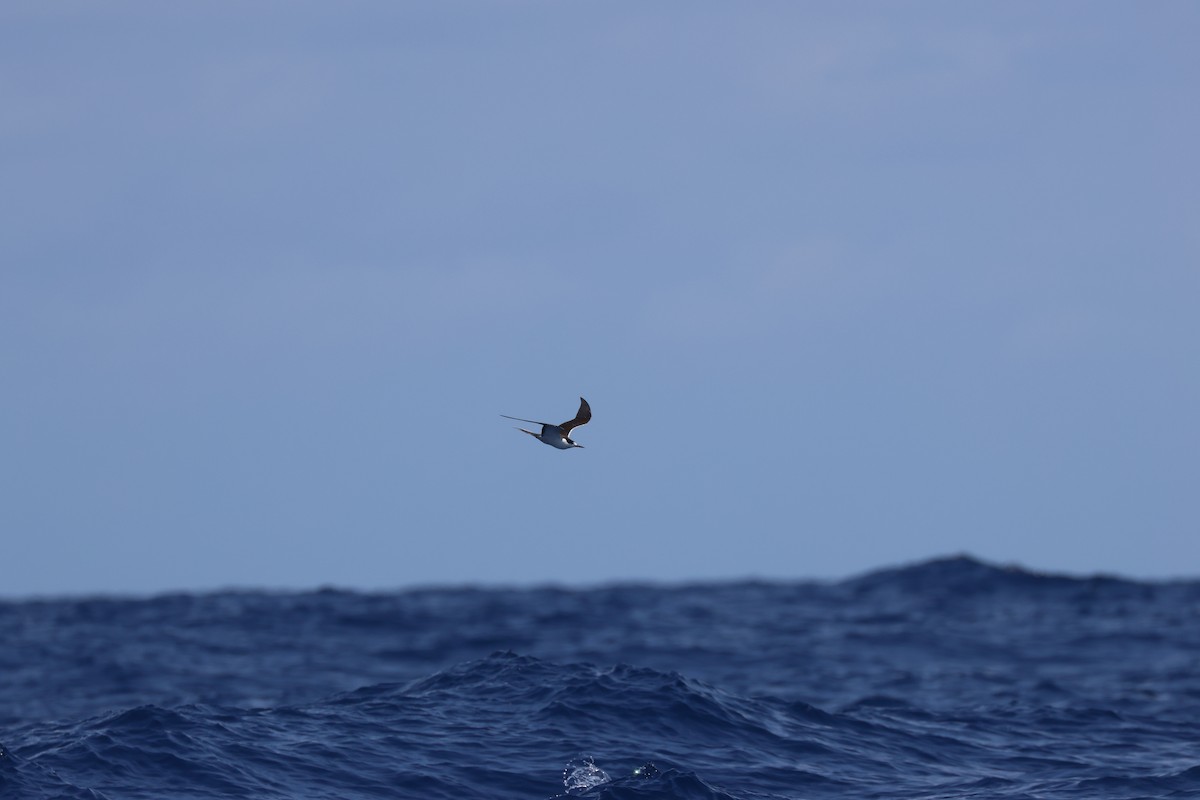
xmin=2 ymin=556 xmax=1198 ymax=799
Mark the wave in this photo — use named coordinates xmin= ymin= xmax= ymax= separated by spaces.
xmin=845 ymin=553 xmax=1142 ymax=593
xmin=17 ymin=651 xmax=1191 ymax=799
xmin=4 ymin=556 xmax=1197 ymax=799
xmin=6 ymin=653 xmax=873 ymax=799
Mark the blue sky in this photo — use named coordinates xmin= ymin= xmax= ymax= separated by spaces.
xmin=2 ymin=2 xmax=1197 ymax=596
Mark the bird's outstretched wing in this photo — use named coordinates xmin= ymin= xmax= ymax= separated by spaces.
xmin=560 ymin=396 xmax=592 ymax=435
xmin=500 ymin=414 xmax=549 ymax=427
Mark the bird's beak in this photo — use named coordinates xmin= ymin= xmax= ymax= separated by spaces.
xmin=575 ymin=444 xmax=585 ymax=448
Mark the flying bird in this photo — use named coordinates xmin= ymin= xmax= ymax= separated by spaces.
xmin=502 ymin=397 xmax=591 ymax=449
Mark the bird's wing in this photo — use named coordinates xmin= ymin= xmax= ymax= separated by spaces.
xmin=559 ymin=396 xmax=592 ymax=434
xmin=500 ymin=414 xmax=549 ymax=426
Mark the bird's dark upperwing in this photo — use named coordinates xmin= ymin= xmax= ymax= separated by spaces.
xmin=560 ymin=396 xmax=592 ymax=434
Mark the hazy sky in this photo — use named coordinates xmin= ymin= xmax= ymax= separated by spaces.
xmin=3 ymin=2 xmax=1197 ymax=596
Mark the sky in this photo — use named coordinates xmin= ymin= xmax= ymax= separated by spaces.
xmin=2 ymin=2 xmax=1197 ymax=596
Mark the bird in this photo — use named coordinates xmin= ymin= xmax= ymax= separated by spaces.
xmin=501 ymin=397 xmax=591 ymax=449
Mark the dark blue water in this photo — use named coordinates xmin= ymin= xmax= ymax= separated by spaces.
xmin=3 ymin=556 xmax=1199 ymax=799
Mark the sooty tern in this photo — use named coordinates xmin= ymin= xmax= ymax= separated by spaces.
xmin=502 ymin=397 xmax=591 ymax=449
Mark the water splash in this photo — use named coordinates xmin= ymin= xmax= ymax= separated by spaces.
xmin=562 ymin=756 xmax=612 ymax=793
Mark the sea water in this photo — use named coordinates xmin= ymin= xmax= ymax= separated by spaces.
xmin=2 ymin=556 xmax=1198 ymax=799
